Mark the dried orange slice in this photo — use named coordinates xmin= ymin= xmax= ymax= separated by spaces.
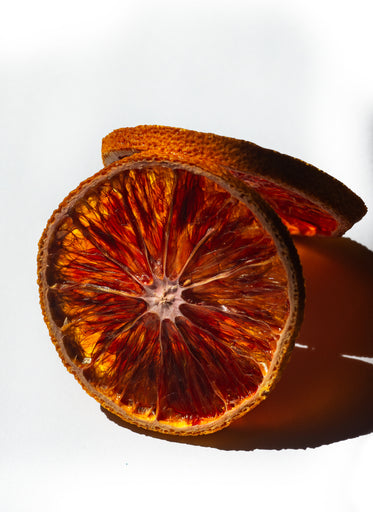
xmin=38 ymin=157 xmax=304 ymax=435
xmin=102 ymin=126 xmax=367 ymax=237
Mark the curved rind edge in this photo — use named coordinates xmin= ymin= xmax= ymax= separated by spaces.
xmin=37 ymin=158 xmax=305 ymax=436
xmin=102 ymin=125 xmax=367 ymax=236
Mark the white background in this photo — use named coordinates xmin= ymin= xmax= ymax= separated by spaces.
xmin=1 ymin=1 xmax=372 ymax=511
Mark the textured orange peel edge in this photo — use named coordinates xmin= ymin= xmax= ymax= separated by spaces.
xmin=37 ymin=126 xmax=367 ymax=435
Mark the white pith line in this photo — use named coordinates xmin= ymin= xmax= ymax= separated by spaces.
xmin=155 ymin=322 xmax=163 ymax=419
xmin=73 ymin=220 xmax=147 ymax=290
xmin=181 ymin=256 xmax=273 ymax=290
xmin=162 ymin=172 xmax=178 ymax=279
xmin=176 ymin=226 xmax=218 ymax=281
xmin=54 ymin=282 xmax=144 ymax=300
xmin=120 ymin=182 xmax=154 ymax=280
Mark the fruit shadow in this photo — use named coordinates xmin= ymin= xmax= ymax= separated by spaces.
xmin=102 ymin=236 xmax=373 ymax=450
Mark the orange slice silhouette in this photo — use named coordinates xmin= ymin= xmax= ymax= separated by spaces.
xmin=38 ymin=127 xmax=366 ymax=435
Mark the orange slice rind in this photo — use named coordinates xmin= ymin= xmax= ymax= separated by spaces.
xmin=102 ymin=126 xmax=367 ymax=237
xmin=38 ymin=157 xmax=304 ymax=435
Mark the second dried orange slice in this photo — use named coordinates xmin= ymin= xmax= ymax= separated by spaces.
xmin=38 ymin=157 xmax=304 ymax=435
xmin=103 ymin=126 xmax=366 ymax=237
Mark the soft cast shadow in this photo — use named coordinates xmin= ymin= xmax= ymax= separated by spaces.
xmin=102 ymin=236 xmax=373 ymax=450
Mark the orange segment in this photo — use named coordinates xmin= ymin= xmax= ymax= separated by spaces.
xmin=38 ymin=161 xmax=304 ymax=435
xmin=102 ymin=126 xmax=366 ymax=236
xmin=232 ymin=173 xmax=338 ymax=236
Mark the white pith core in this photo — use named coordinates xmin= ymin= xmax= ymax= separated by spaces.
xmin=142 ymin=277 xmax=185 ymax=322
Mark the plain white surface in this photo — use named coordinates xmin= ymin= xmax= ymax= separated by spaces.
xmin=1 ymin=1 xmax=372 ymax=511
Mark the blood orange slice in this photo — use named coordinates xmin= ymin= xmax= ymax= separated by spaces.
xmin=102 ymin=126 xmax=366 ymax=237
xmin=38 ymin=159 xmax=304 ymax=435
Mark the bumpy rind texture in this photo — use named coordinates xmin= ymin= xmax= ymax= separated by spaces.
xmin=102 ymin=125 xmax=367 ymax=236
xmin=38 ymin=158 xmax=305 ymax=436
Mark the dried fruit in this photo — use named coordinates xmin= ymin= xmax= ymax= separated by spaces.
xmin=38 ymin=126 xmax=366 ymax=435
xmin=103 ymin=126 xmax=366 ymax=237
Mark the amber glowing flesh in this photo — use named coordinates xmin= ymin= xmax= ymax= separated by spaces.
xmin=231 ymin=171 xmax=338 ymax=236
xmin=45 ymin=166 xmax=290 ymax=428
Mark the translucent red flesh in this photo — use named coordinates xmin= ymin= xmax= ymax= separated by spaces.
xmin=231 ymin=171 xmax=338 ymax=236
xmin=45 ymin=166 xmax=290 ymax=427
